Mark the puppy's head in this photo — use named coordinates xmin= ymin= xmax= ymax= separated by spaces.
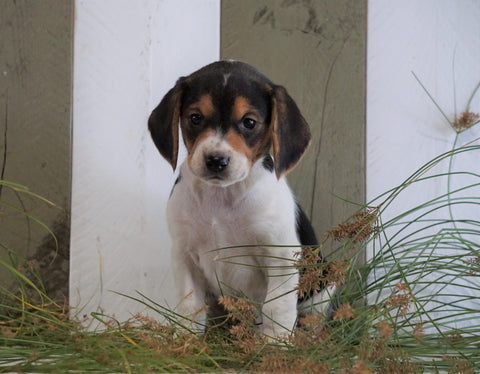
xmin=148 ymin=61 xmax=310 ymax=186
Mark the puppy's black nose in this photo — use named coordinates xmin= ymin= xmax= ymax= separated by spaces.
xmin=205 ymin=155 xmax=230 ymax=172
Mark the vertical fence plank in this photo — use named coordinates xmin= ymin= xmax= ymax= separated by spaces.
xmin=0 ymin=0 xmax=73 ymax=301
xmin=221 ymin=0 xmax=366 ymax=259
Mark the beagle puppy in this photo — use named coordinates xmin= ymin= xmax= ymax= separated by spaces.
xmin=149 ymin=61 xmax=328 ymax=338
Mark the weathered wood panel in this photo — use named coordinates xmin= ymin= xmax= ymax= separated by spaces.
xmin=0 ymin=0 xmax=73 ymax=301
xmin=221 ymin=0 xmax=366 ymax=258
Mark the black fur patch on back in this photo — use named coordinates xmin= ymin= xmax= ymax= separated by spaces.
xmin=295 ymin=201 xmax=318 ymax=246
xmin=295 ymin=201 xmax=328 ymax=305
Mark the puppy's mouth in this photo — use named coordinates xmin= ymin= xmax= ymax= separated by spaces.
xmin=207 ymin=175 xmax=224 ymax=181
xmin=201 ymin=172 xmax=238 ymax=187
xmin=193 ymin=168 xmax=249 ymax=187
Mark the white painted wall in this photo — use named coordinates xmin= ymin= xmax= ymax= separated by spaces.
xmin=70 ymin=0 xmax=220 ymax=324
xmin=366 ymin=0 xmax=480 ymax=325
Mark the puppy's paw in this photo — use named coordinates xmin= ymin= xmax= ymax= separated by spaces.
xmin=262 ymin=326 xmax=292 ymax=345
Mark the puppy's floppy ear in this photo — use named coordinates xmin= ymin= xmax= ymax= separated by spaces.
xmin=148 ymin=79 xmax=184 ymax=171
xmin=270 ymin=85 xmax=311 ymax=179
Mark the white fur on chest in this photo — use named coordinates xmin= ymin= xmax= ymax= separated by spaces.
xmin=167 ymin=159 xmax=299 ymax=302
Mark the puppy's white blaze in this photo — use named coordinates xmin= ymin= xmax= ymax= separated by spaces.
xmin=188 ymin=132 xmax=250 ymax=186
xmin=222 ymin=73 xmax=231 ymax=87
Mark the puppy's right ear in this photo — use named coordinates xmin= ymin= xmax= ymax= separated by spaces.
xmin=148 ymin=80 xmax=184 ymax=171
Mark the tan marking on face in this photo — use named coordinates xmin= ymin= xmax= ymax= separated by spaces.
xmin=231 ymin=96 xmax=271 ymax=165
xmin=233 ymin=96 xmax=251 ymax=120
xmin=253 ymin=131 xmax=272 ymax=164
xmin=187 ymin=128 xmax=215 ymax=167
xmin=226 ymin=130 xmax=253 ymax=166
xmin=232 ymin=96 xmax=261 ymax=122
xmin=196 ymin=94 xmax=215 ymax=117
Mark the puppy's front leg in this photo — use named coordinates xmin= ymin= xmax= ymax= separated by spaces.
xmin=261 ymin=264 xmax=299 ymax=340
xmin=172 ymin=252 xmax=207 ymax=333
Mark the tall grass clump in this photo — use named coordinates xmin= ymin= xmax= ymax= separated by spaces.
xmin=1 ymin=84 xmax=480 ymax=372
xmin=327 ymin=143 xmax=480 ymax=373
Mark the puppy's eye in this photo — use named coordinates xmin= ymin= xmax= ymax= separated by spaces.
xmin=190 ymin=113 xmax=202 ymax=125
xmin=242 ymin=117 xmax=257 ymax=130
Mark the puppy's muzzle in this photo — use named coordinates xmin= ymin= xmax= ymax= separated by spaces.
xmin=205 ymin=154 xmax=230 ymax=173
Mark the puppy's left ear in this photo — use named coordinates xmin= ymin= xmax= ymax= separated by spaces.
xmin=270 ymin=85 xmax=311 ymax=179
xmin=148 ymin=80 xmax=184 ymax=171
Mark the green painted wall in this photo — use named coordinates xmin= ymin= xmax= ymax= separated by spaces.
xmin=0 ymin=0 xmax=73 ymax=302
xmin=221 ymin=0 xmax=366 ymax=258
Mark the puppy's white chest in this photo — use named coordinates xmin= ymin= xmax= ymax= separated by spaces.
xmin=170 ymin=184 xmax=257 ymax=255
xmin=169 ymin=187 xmax=267 ymax=298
